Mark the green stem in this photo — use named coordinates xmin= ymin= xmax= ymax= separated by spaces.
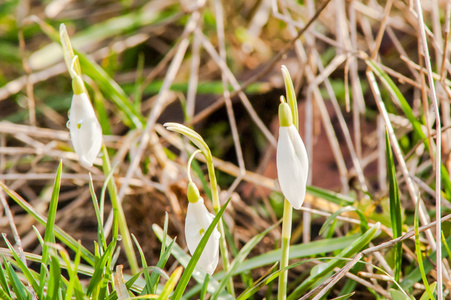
xmin=101 ymin=144 xmax=139 ymax=274
xmin=278 ymin=198 xmax=292 ymax=300
xmin=206 ymin=156 xmax=235 ymax=296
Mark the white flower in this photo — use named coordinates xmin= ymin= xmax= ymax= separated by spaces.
xmin=185 ymin=197 xmax=220 ymax=275
xmin=69 ymin=92 xmax=102 ymax=167
xmin=277 ymin=124 xmax=309 ymax=209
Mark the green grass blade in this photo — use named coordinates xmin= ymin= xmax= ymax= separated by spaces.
xmin=149 ymin=238 xmax=176 ymax=294
xmin=413 ymin=199 xmax=434 ymax=300
xmin=306 ymin=186 xmax=354 ymax=206
xmin=132 ymin=234 xmax=152 ymax=294
xmin=3 ymin=257 xmax=30 ymax=300
xmin=2 ymin=235 xmax=40 ymax=295
xmin=171 ymin=198 xmax=231 ymax=300
xmin=0 ymin=259 xmax=12 ymax=299
xmin=88 ymin=173 xmax=107 ymax=252
xmin=40 ymin=161 xmax=63 ymax=296
xmin=211 ymin=220 xmax=281 ymax=300
xmin=200 ymin=273 xmax=210 ymax=300
xmin=46 ymin=256 xmax=62 ymax=300
xmin=157 ymin=267 xmax=183 ymax=300
xmin=420 ymin=282 xmax=437 ymax=300
xmin=87 ymin=239 xmax=117 ymax=296
xmin=0 ymin=288 xmax=13 ymax=300
xmin=386 ymin=130 xmax=403 ymax=282
xmin=287 ymin=223 xmax=381 ymax=299
xmin=0 ymin=181 xmax=95 ymax=266
xmin=366 ymin=59 xmax=451 ymax=198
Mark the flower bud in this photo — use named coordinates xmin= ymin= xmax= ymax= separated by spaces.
xmin=69 ymin=86 xmax=102 ymax=168
xmin=185 ymin=197 xmax=220 ymax=275
xmin=276 ymin=103 xmax=309 ymax=209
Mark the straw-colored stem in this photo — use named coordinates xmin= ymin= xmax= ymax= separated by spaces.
xmin=278 ymin=198 xmax=292 ymax=300
xmin=101 ymin=144 xmax=139 ymax=274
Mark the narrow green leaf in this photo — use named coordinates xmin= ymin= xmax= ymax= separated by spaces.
xmin=211 ymin=220 xmax=281 ymax=299
xmin=88 ymin=173 xmax=107 ymax=252
xmin=3 ymin=236 xmax=40 ymax=295
xmin=330 ymin=292 xmax=355 ymax=300
xmin=40 ymin=161 xmax=63 ymax=297
xmin=86 ymin=239 xmax=116 ymax=296
xmin=47 ymin=256 xmax=62 ymax=300
xmin=4 ymin=258 xmax=30 ymax=300
xmin=132 ymin=234 xmax=152 ymax=295
xmin=419 ymin=282 xmax=436 ymax=300
xmin=389 ymin=288 xmax=411 ymax=300
xmin=306 ymin=186 xmax=354 ymax=206
xmin=0 ymin=259 xmax=12 ymax=298
xmin=157 ymin=267 xmax=183 ymax=300
xmin=386 ymin=130 xmax=403 ymax=282
xmin=412 ymin=199 xmax=434 ymax=300
xmin=287 ymin=223 xmax=381 ymax=299
xmin=149 ymin=238 xmax=176 ymax=294
xmin=200 ymin=274 xmax=210 ymax=300
xmin=0 ymin=182 xmax=95 ymax=265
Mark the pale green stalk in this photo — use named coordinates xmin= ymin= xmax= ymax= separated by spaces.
xmin=101 ymin=144 xmax=139 ymax=274
xmin=278 ymin=66 xmax=299 ymax=300
xmin=164 ymin=122 xmax=234 ymax=295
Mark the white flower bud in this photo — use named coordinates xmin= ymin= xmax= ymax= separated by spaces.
xmin=185 ymin=197 xmax=220 ymax=275
xmin=69 ymin=92 xmax=102 ymax=167
xmin=277 ymin=124 xmax=309 ymax=209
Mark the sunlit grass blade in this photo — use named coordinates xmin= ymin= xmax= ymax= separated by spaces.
xmin=419 ymin=282 xmax=437 ymax=300
xmin=157 ymin=266 xmax=183 ymax=300
xmin=330 ymin=292 xmax=355 ymax=300
xmin=3 ymin=257 xmax=30 ymax=300
xmin=235 ymin=263 xmax=278 ymax=300
xmin=389 ymin=288 xmax=411 ymax=300
xmin=88 ymin=173 xmax=107 ymax=252
xmin=47 ymin=256 xmax=62 ymax=300
xmin=211 ymin=220 xmax=281 ymax=300
xmin=386 ymin=130 xmax=403 ymax=282
xmin=59 ymin=243 xmax=85 ymax=300
xmin=149 ymin=238 xmax=176 ymax=294
xmin=366 ymin=59 xmax=451 ymax=198
xmin=171 ymin=198 xmax=231 ymax=300
xmin=412 ymin=199 xmax=434 ymax=300
xmin=3 ymin=235 xmax=40 ymax=295
xmin=306 ymin=186 xmax=354 ymax=206
xmin=287 ymin=223 xmax=381 ymax=299
xmin=318 ymin=206 xmax=368 ymax=236
xmin=0 ymin=181 xmax=95 ymax=265
xmin=0 ymin=259 xmax=12 ymax=299
xmin=87 ymin=239 xmax=117 ymax=296
xmin=200 ymin=273 xmax=210 ymax=300
xmin=0 ymin=288 xmax=13 ymax=300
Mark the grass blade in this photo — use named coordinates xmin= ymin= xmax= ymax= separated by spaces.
xmin=386 ymin=130 xmax=403 ymax=282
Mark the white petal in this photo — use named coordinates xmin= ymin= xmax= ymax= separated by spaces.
xmin=69 ymin=93 xmax=103 ymax=167
xmin=185 ymin=199 xmax=220 ymax=275
xmin=276 ymin=125 xmax=308 ymax=209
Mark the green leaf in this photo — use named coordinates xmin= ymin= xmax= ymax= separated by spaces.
xmin=0 ymin=181 xmax=95 ymax=266
xmin=86 ymin=239 xmax=117 ymax=296
xmin=3 ymin=236 xmax=40 ymax=295
xmin=47 ymin=256 xmax=62 ymax=300
xmin=287 ymin=223 xmax=381 ymax=299
xmin=211 ymin=220 xmax=281 ymax=299
xmin=389 ymin=288 xmax=411 ymax=300
xmin=157 ymin=267 xmax=183 ymax=300
xmin=3 ymin=257 xmax=30 ymax=300
xmin=306 ymin=186 xmax=355 ymax=206
xmin=386 ymin=131 xmax=403 ymax=282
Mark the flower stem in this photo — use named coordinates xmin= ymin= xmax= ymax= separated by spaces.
xmin=101 ymin=144 xmax=139 ymax=274
xmin=206 ymin=158 xmax=235 ymax=296
xmin=278 ymin=198 xmax=292 ymax=300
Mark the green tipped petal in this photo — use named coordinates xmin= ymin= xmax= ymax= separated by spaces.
xmin=187 ymin=181 xmax=201 ymax=203
xmin=279 ymin=102 xmax=293 ymax=127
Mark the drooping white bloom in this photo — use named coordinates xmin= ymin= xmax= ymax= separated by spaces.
xmin=69 ymin=91 xmax=102 ymax=167
xmin=185 ymin=197 xmax=220 ymax=275
xmin=276 ymin=103 xmax=309 ymax=209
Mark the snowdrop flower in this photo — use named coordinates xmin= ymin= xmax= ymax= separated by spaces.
xmin=68 ymin=75 xmax=102 ymax=167
xmin=276 ymin=101 xmax=309 ymax=209
xmin=185 ymin=181 xmax=220 ymax=275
